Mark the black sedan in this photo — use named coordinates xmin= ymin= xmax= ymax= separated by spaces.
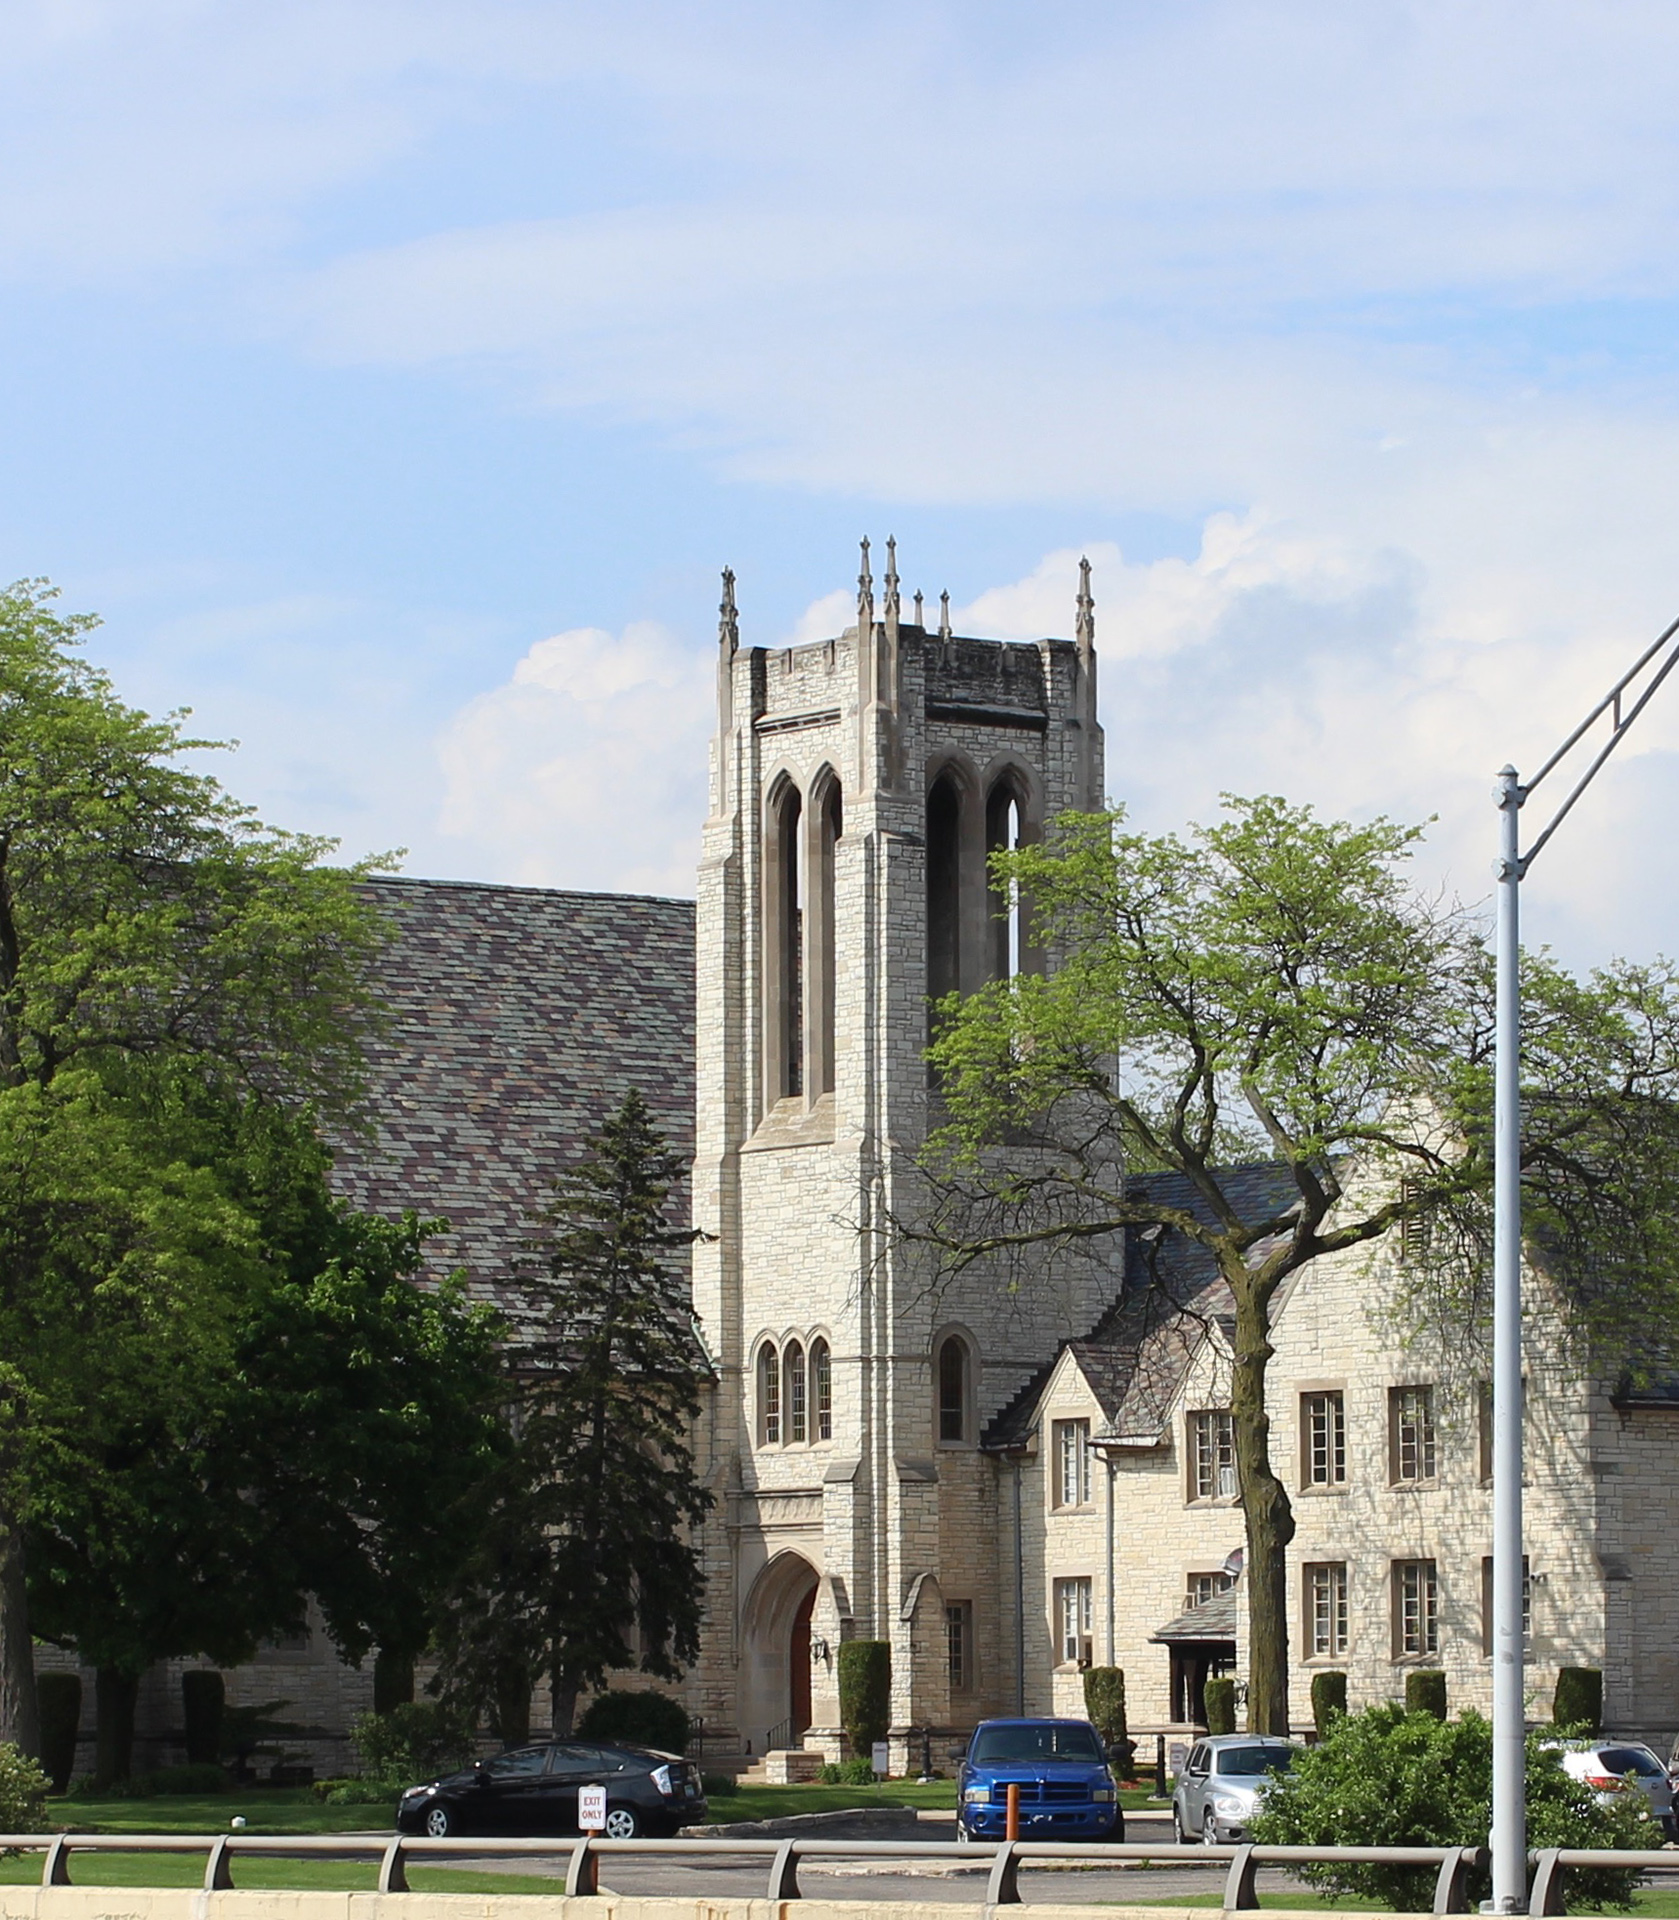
xmin=397 ymin=1740 xmax=708 ymax=1839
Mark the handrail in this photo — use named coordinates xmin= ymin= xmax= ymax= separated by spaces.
xmin=0 ymin=1832 xmax=1491 ymax=1912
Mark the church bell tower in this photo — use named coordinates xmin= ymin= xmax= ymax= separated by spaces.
xmin=689 ymin=543 xmax=1107 ymax=1759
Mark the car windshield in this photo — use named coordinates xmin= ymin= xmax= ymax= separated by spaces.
xmin=970 ymin=1724 xmax=1104 ymax=1764
xmin=1599 ymin=1747 xmax=1666 ymax=1779
xmin=1216 ymin=1746 xmax=1295 ymax=1778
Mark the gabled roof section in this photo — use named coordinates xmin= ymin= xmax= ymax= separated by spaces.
xmin=982 ymin=1162 xmax=1301 ymax=1449
xmin=329 ymin=878 xmax=696 ymax=1311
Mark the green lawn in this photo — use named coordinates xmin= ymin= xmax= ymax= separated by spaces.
xmin=48 ymin=1788 xmax=393 ymax=1835
xmin=0 ymin=1854 xmax=569 ymax=1895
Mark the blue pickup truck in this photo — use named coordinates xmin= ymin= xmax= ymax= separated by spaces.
xmin=957 ymin=1717 xmax=1125 ymax=1843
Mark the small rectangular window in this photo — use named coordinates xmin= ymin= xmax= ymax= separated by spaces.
xmin=1185 ymin=1570 xmax=1234 ymax=1611
xmin=1394 ymin=1559 xmax=1438 ymax=1657
xmin=1302 ymin=1392 xmax=1347 ymax=1487
xmin=1053 ymin=1419 xmax=1092 ymax=1508
xmin=1480 ymin=1556 xmax=1532 ymax=1655
xmin=1477 ymin=1380 xmax=1493 ymax=1484
xmin=946 ymin=1601 xmax=973 ymax=1691
xmin=1053 ymin=1577 xmax=1094 ymax=1666
xmin=1305 ymin=1562 xmax=1349 ymax=1657
xmin=787 ymin=1344 xmax=807 ymax=1443
xmin=1391 ymin=1385 xmax=1437 ymax=1483
xmin=1189 ymin=1409 xmax=1236 ymax=1501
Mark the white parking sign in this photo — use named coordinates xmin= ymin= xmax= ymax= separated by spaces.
xmin=578 ymin=1785 xmax=607 ymax=1831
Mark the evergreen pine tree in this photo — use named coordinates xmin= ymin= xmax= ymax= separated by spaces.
xmin=440 ymin=1090 xmax=712 ymax=1737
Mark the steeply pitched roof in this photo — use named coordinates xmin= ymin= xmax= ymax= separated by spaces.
xmin=982 ymin=1162 xmax=1302 ymax=1447
xmin=328 ymin=877 xmax=696 ymax=1310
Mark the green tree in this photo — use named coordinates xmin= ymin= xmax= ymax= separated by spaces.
xmin=26 ymin=1091 xmax=506 ymax=1782
xmin=1248 ymin=1704 xmax=1652 ymax=1911
xmin=916 ymin=796 xmax=1679 ymax=1734
xmin=437 ymin=1090 xmax=712 ymax=1737
xmin=0 ymin=580 xmax=389 ymax=1754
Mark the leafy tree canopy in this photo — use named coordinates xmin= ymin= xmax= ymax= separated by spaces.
xmin=916 ymin=796 xmax=1679 ymax=1732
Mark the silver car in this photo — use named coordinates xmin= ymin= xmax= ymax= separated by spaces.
xmin=1552 ymin=1741 xmax=1675 ymax=1838
xmin=1172 ymin=1734 xmax=1296 ymax=1844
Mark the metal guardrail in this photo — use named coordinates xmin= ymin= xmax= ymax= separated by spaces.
xmin=0 ymin=1833 xmax=1494 ymax=1912
xmin=1527 ymin=1848 xmax=1679 ymax=1915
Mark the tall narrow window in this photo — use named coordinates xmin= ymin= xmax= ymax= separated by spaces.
xmin=811 ymin=780 xmax=842 ymax=1096
xmin=1190 ymin=1409 xmax=1236 ymax=1501
xmin=1306 ymin=1563 xmax=1349 ymax=1657
xmin=1053 ymin=1419 xmax=1091 ymax=1508
xmin=785 ymin=1340 xmax=807 ymax=1443
xmin=947 ymin=1602 xmax=973 ymax=1690
xmin=1302 ymin=1392 xmax=1347 ymax=1487
xmin=758 ymin=1341 xmax=781 ymax=1445
xmin=937 ymin=1336 xmax=968 ymax=1443
xmin=1394 ymin=1559 xmax=1438 ymax=1656
xmin=985 ymin=778 xmax=1024 ymax=981
xmin=926 ymin=773 xmax=963 ymax=1019
xmin=1391 ymin=1385 xmax=1437 ymax=1483
xmin=1054 ymin=1577 xmax=1094 ymax=1665
xmin=1480 ymin=1555 xmax=1532 ymax=1654
xmin=812 ymin=1338 xmax=832 ymax=1442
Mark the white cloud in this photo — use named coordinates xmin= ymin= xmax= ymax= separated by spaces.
xmin=435 ymin=620 xmax=712 ymax=895
xmin=953 ymin=523 xmax=1679 ymax=968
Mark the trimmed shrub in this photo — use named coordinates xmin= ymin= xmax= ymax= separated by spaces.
xmin=701 ymin=1772 xmax=737 ymax=1797
xmin=837 ymin=1640 xmax=891 ymax=1758
xmin=1553 ymin=1667 xmax=1604 ymax=1734
xmin=1249 ymin=1704 xmax=1651 ymax=1911
xmin=349 ymin=1703 xmax=475 ymax=1787
xmin=577 ymin=1690 xmax=691 ymax=1755
xmin=37 ymin=1673 xmax=82 ymax=1795
xmin=0 ymin=1743 xmax=49 ymax=1831
xmin=1203 ymin=1676 xmax=1236 ymax=1735
xmin=1309 ymin=1670 xmax=1347 ymax=1736
xmin=819 ymin=1756 xmax=876 ymax=1785
xmin=181 ymin=1671 xmax=224 ymax=1767
xmin=1405 ymin=1670 xmax=1447 ymax=1721
xmin=1082 ymin=1667 xmax=1135 ymax=1777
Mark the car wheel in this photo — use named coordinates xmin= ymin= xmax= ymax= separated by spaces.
xmin=1202 ymin=1816 xmax=1220 ymax=1845
xmin=424 ymin=1804 xmax=453 ymax=1839
xmin=956 ymin=1823 xmax=974 ymax=1845
xmin=602 ymin=1806 xmax=639 ymax=1841
xmin=1172 ymin=1808 xmax=1188 ymax=1845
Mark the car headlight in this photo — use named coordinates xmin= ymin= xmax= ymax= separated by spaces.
xmin=1212 ymin=1793 xmax=1247 ymax=1816
xmin=1091 ymin=1785 xmax=1116 ymax=1803
xmin=962 ymin=1785 xmax=991 ymax=1804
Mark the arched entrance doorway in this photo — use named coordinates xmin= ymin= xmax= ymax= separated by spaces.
xmin=740 ymin=1552 xmax=820 ymax=1755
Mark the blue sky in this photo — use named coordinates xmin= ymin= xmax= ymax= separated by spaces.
xmin=8 ymin=0 xmax=1679 ymax=964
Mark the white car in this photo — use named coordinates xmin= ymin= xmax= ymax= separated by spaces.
xmin=1172 ymin=1735 xmax=1297 ymax=1844
xmin=1550 ymin=1741 xmax=1675 ymax=1838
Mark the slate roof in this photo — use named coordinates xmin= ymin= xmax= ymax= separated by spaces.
xmin=1151 ymin=1586 xmax=1239 ymax=1644
xmin=328 ymin=877 xmax=696 ymax=1312
xmin=983 ymin=1162 xmax=1303 ymax=1448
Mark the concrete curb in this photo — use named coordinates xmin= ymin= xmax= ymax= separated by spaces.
xmin=680 ymin=1807 xmax=923 ymax=1841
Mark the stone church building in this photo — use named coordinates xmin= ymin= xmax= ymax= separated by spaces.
xmin=57 ymin=546 xmax=1679 ymax=1775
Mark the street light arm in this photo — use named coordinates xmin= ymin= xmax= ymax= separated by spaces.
xmin=1523 ymin=610 xmax=1679 ymax=871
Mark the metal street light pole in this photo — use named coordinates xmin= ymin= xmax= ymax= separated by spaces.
xmin=1487 ymin=611 xmax=1679 ymax=1915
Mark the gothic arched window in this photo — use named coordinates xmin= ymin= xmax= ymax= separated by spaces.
xmin=810 ymin=776 xmax=843 ymax=1096
xmin=812 ymin=1337 xmax=832 ymax=1442
xmin=937 ymin=1335 xmax=971 ymax=1444
xmin=785 ymin=1340 xmax=807 ymax=1443
xmin=927 ymin=771 xmax=964 ymax=1017
xmin=765 ymin=780 xmax=804 ymax=1103
xmin=985 ymin=775 xmax=1027 ymax=981
xmin=758 ymin=1340 xmax=782 ymax=1445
